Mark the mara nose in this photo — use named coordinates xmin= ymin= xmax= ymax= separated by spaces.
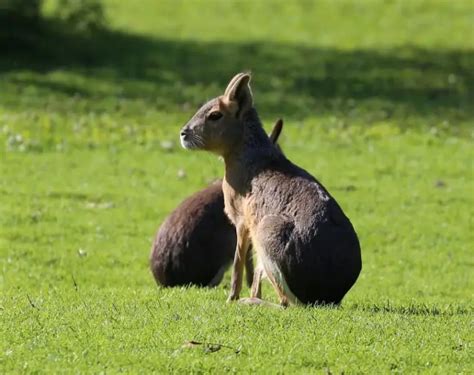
xmin=180 ymin=128 xmax=189 ymax=138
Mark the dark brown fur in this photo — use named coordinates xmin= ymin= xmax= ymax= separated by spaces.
xmin=180 ymin=73 xmax=361 ymax=306
xmin=150 ymin=180 xmax=236 ymax=287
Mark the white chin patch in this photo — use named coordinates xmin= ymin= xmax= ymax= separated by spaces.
xmin=180 ymin=137 xmax=188 ymax=149
xmin=180 ymin=137 xmax=198 ymax=150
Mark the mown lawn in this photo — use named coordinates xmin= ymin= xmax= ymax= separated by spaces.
xmin=1 ymin=0 xmax=473 ymax=373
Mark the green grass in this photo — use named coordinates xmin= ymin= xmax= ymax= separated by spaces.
xmin=1 ymin=0 xmax=473 ymax=373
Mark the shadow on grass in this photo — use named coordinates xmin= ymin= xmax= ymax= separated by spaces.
xmin=1 ymin=21 xmax=473 ymax=123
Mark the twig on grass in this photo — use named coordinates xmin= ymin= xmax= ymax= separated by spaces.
xmin=71 ymin=274 xmax=78 ymax=291
xmin=26 ymin=294 xmax=38 ymax=309
xmin=182 ymin=340 xmax=242 ymax=354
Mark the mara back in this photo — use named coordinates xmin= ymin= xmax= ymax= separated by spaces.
xmin=150 ymin=180 xmax=235 ymax=287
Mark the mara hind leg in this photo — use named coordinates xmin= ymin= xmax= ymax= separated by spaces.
xmin=253 ymin=215 xmax=301 ymax=306
xmin=239 ymin=265 xmax=283 ymax=309
xmin=238 ymin=259 xmax=283 ymax=309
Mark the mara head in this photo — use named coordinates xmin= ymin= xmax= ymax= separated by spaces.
xmin=180 ymin=73 xmax=254 ymax=155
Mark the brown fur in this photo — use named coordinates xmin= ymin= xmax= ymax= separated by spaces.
xmin=151 ymin=119 xmax=283 ymax=287
xmin=150 ymin=180 xmax=236 ymax=287
xmin=180 ymin=73 xmax=361 ymax=306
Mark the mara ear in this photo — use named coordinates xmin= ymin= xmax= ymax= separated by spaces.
xmin=269 ymin=118 xmax=283 ymax=144
xmin=224 ymin=73 xmax=247 ymax=97
xmin=223 ymin=73 xmax=253 ymax=115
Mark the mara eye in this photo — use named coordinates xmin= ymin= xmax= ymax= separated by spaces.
xmin=207 ymin=111 xmax=223 ymax=121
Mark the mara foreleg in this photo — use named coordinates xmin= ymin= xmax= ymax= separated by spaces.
xmin=227 ymin=223 xmax=250 ymax=302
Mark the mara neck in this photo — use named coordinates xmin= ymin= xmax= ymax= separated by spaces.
xmin=223 ymin=108 xmax=279 ymax=190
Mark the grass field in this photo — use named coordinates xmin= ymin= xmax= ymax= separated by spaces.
xmin=1 ymin=0 xmax=473 ymax=373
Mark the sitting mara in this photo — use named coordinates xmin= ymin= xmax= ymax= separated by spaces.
xmin=180 ymin=73 xmax=361 ymax=306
